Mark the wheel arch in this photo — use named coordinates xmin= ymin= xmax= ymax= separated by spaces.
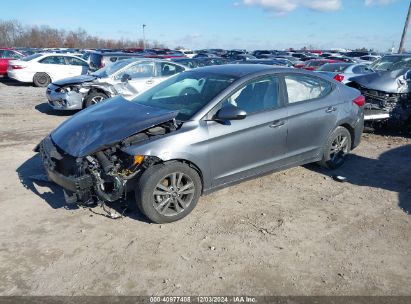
xmin=82 ymin=87 xmax=110 ymax=108
xmin=339 ymin=123 xmax=355 ymax=149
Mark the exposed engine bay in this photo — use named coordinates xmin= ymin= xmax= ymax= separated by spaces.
xmin=39 ymin=120 xmax=179 ymax=206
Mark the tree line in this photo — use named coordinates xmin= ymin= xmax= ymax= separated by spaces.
xmin=0 ymin=19 xmax=165 ymax=49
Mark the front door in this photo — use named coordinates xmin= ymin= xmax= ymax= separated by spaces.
xmin=207 ymin=75 xmax=288 ymax=188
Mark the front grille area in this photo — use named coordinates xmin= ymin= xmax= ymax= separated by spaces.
xmin=41 ymin=136 xmax=82 ymax=177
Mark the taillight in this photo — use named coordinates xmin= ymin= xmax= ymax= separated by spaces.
xmin=353 ymin=95 xmax=365 ymax=107
xmin=333 ymin=74 xmax=344 ymax=82
xmin=11 ymin=65 xmax=25 ymax=69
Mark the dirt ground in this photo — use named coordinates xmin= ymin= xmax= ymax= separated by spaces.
xmin=0 ymin=77 xmax=410 ymax=296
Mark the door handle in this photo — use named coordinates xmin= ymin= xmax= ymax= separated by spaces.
xmin=269 ymin=120 xmax=285 ymax=128
xmin=325 ymin=106 xmax=337 ymax=113
xmin=146 ymin=79 xmax=154 ymax=84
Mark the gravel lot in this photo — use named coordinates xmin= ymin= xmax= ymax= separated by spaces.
xmin=0 ymin=77 xmax=410 ymax=296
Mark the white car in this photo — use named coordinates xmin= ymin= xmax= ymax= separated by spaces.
xmin=7 ymin=53 xmax=89 ymax=87
xmin=177 ymin=49 xmax=196 ymax=58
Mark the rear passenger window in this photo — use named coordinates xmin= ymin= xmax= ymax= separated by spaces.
xmin=65 ymin=57 xmax=87 ymax=66
xmin=285 ymin=75 xmax=332 ymax=104
xmin=40 ymin=56 xmax=66 ymax=65
xmin=158 ymin=63 xmax=184 ymax=77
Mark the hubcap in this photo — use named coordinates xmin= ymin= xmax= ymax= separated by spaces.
xmin=329 ymin=134 xmax=348 ymax=164
xmin=153 ymin=172 xmax=195 ymax=216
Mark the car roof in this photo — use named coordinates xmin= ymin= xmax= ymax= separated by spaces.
xmin=191 ymin=64 xmax=286 ymax=77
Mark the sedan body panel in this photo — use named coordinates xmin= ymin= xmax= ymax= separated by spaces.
xmin=39 ymin=65 xmax=364 ymax=213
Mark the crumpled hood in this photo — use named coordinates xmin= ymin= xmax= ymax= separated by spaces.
xmin=350 ymin=68 xmax=410 ymax=93
xmin=51 ymin=96 xmax=178 ymax=157
xmin=52 ymin=75 xmax=97 ymax=86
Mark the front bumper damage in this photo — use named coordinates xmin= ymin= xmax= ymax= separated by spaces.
xmin=356 ymin=86 xmax=411 ymax=126
xmin=39 ymin=136 xmax=97 ymax=204
xmin=47 ymin=83 xmax=117 ymax=110
xmin=38 ymin=118 xmax=178 ymax=206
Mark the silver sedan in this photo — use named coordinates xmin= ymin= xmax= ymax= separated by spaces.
xmin=46 ymin=58 xmax=187 ymax=110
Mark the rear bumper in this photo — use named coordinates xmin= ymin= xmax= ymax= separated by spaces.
xmin=7 ymin=70 xmax=33 ymax=83
xmin=352 ymin=113 xmax=364 ymax=149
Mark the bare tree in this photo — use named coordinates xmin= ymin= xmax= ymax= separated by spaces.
xmin=0 ymin=19 xmax=167 ymax=49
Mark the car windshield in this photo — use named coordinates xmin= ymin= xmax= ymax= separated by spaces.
xmin=91 ymin=60 xmax=132 ymax=77
xmin=132 ymin=71 xmax=238 ymax=121
xmin=21 ymin=53 xmax=42 ymax=61
xmin=371 ymin=56 xmax=411 ymax=71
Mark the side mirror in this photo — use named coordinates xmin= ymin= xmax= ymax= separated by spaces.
xmin=215 ymin=105 xmax=247 ymax=121
xmin=121 ymin=73 xmax=131 ymax=83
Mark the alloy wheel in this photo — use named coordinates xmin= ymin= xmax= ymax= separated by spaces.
xmin=153 ymin=172 xmax=195 ymax=216
xmin=329 ymin=134 xmax=349 ymax=165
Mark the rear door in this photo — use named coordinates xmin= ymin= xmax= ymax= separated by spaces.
xmin=207 ymin=75 xmax=288 ymax=187
xmin=38 ymin=56 xmax=68 ymax=80
xmin=284 ymin=73 xmax=341 ymax=163
xmin=64 ymin=56 xmax=89 ymax=76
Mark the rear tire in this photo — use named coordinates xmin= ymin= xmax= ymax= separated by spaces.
xmin=85 ymin=91 xmax=108 ymax=108
xmin=33 ymin=72 xmax=51 ymax=87
xmin=135 ymin=162 xmax=202 ymax=223
xmin=319 ymin=126 xmax=352 ymax=169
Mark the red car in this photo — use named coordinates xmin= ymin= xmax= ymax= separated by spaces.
xmin=300 ymin=59 xmax=343 ymax=71
xmin=0 ymin=48 xmax=25 ymax=76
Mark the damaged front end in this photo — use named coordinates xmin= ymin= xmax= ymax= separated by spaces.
xmin=47 ymin=81 xmax=117 ymax=110
xmin=348 ymin=69 xmax=411 ymax=128
xmin=38 ymin=97 xmax=181 ymax=205
xmin=39 ymin=120 xmax=179 ymax=206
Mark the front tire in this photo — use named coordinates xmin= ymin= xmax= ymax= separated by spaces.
xmin=319 ymin=126 xmax=352 ymax=169
xmin=135 ymin=162 xmax=202 ymax=223
xmin=85 ymin=92 xmax=108 ymax=108
xmin=33 ymin=72 xmax=51 ymax=87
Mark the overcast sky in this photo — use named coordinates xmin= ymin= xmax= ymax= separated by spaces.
xmin=0 ymin=0 xmax=408 ymax=50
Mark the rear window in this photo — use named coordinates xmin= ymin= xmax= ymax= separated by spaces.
xmin=285 ymin=74 xmax=333 ymax=103
xmin=21 ymin=53 xmax=42 ymax=61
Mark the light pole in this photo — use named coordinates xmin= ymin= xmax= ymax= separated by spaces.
xmin=142 ymin=24 xmax=147 ymax=49
xmin=399 ymin=0 xmax=411 ymax=53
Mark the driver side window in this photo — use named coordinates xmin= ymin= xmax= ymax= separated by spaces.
xmin=220 ymin=76 xmax=280 ymax=115
xmin=116 ymin=62 xmax=154 ymax=80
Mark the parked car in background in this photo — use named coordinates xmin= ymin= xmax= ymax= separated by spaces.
xmin=233 ymin=59 xmax=293 ymax=67
xmin=348 ymin=54 xmax=411 ymax=128
xmin=7 ymin=53 xmax=89 ymax=87
xmin=317 ymin=63 xmax=373 ymax=83
xmin=177 ymin=49 xmax=196 ymax=58
xmin=228 ymin=53 xmax=257 ymax=61
xmin=359 ymin=55 xmax=381 ymax=62
xmin=193 ymin=53 xmax=220 ymax=59
xmin=38 ymin=64 xmax=364 ymax=223
xmin=0 ymin=48 xmax=25 ymax=76
xmin=46 ymin=58 xmax=187 ymax=110
xmin=82 ymin=51 xmax=144 ymax=72
xmin=171 ymin=57 xmax=228 ymax=68
xmin=300 ymin=59 xmax=343 ymax=71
